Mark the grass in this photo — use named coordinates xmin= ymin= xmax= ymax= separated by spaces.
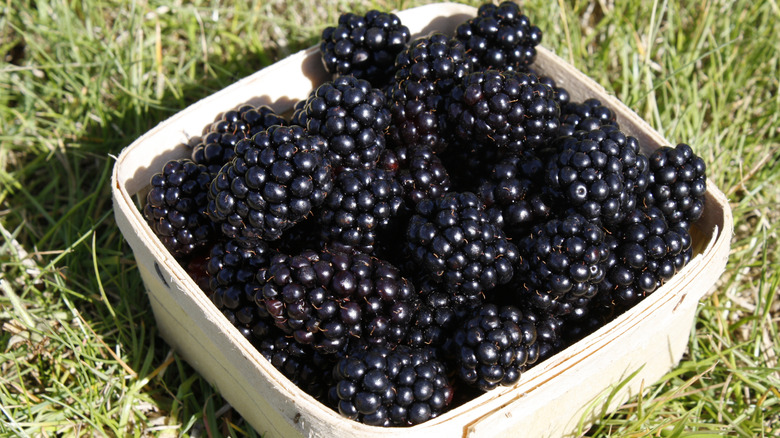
xmin=1 ymin=0 xmax=778 ymax=436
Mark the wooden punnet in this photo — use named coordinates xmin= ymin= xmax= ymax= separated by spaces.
xmin=111 ymin=3 xmax=733 ymax=437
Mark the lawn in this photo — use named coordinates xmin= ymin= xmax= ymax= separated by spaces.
xmin=1 ymin=0 xmax=778 ymax=436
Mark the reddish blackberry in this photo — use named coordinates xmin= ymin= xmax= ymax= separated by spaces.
xmin=455 ymin=1 xmax=542 ymax=71
xmin=444 ymin=69 xmax=560 ymax=154
xmin=606 ymin=207 xmax=693 ymax=309
xmin=640 ymin=143 xmax=707 ymax=229
xmin=545 ymin=125 xmax=649 ymax=225
xmin=206 ymin=125 xmax=333 ymax=243
xmin=317 ymin=168 xmax=404 ymax=254
xmin=143 ymin=158 xmax=214 ymax=258
xmin=477 ymin=152 xmax=553 ymax=235
xmin=451 ymin=304 xmax=540 ymax=391
xmin=556 ymin=98 xmax=619 ymax=137
xmin=330 ymin=343 xmax=453 ymax=426
xmin=405 ymin=192 xmax=518 ymax=300
xmin=320 ymin=10 xmax=411 ymax=87
xmin=257 ymin=249 xmax=418 ymax=354
xmin=190 ymin=104 xmax=288 ymax=175
xmin=386 ymin=32 xmax=472 ymax=151
xmin=511 ymin=213 xmax=609 ymax=316
xmin=392 ymin=145 xmax=451 ymax=206
xmin=293 ymin=76 xmax=390 ymax=171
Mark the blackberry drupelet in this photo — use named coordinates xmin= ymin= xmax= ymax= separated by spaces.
xmin=606 ymin=206 xmax=693 ymax=310
xmin=257 ymin=249 xmax=418 ymax=354
xmin=386 ymin=32 xmax=472 ymax=151
xmin=445 ymin=69 xmax=560 ymax=154
xmin=640 ymin=143 xmax=707 ymax=229
xmin=545 ymin=124 xmax=649 ymax=225
xmin=293 ymin=76 xmax=390 ymax=171
xmin=320 ymin=10 xmax=411 ymax=87
xmin=405 ymin=192 xmax=518 ymax=301
xmin=451 ymin=303 xmax=540 ymax=391
xmin=330 ymin=343 xmax=453 ymax=426
xmin=455 ymin=1 xmax=542 ymax=71
xmin=206 ymin=125 xmax=333 ymax=243
xmin=190 ymin=104 xmax=287 ymax=175
xmin=556 ymin=98 xmax=619 ymax=137
xmin=510 ymin=213 xmax=609 ymax=315
xmin=538 ymin=74 xmax=571 ymax=108
xmin=317 ymin=167 xmax=404 ymax=254
xmin=143 ymin=158 xmax=214 ymax=258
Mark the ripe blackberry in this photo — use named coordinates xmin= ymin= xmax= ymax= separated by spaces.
xmin=640 ymin=143 xmax=707 ymax=229
xmin=190 ymin=104 xmax=288 ymax=175
xmin=206 ymin=125 xmax=333 ymax=243
xmin=386 ymin=32 xmax=472 ymax=151
xmin=451 ymin=304 xmax=540 ymax=391
xmin=445 ymin=69 xmax=560 ymax=154
xmin=393 ymin=145 xmax=451 ymax=206
xmin=556 ymin=98 xmax=619 ymax=137
xmin=404 ymin=278 xmax=475 ymax=350
xmin=330 ymin=343 xmax=453 ymax=426
xmin=317 ymin=168 xmax=404 ymax=254
xmin=143 ymin=158 xmax=214 ymax=258
xmin=293 ymin=76 xmax=390 ymax=171
xmin=606 ymin=206 xmax=693 ymax=309
xmin=405 ymin=192 xmax=518 ymax=300
xmin=538 ymin=74 xmax=571 ymax=108
xmin=477 ymin=152 xmax=553 ymax=235
xmin=320 ymin=10 xmax=411 ymax=87
xmin=455 ymin=1 xmax=542 ymax=71
xmin=545 ymin=125 xmax=649 ymax=225
xmin=206 ymin=239 xmax=273 ymax=309
xmin=510 ymin=213 xmax=609 ymax=316
xmin=257 ymin=249 xmax=418 ymax=354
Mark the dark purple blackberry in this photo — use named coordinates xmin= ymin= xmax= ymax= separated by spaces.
xmin=393 ymin=145 xmax=451 ymax=206
xmin=444 ymin=69 xmax=560 ymax=154
xmin=320 ymin=10 xmax=411 ymax=87
xmin=556 ymin=98 xmax=619 ymax=138
xmin=538 ymin=74 xmax=571 ymax=108
xmin=404 ymin=278 xmax=475 ymax=350
xmin=511 ymin=213 xmax=609 ymax=316
xmin=640 ymin=143 xmax=707 ymax=229
xmin=386 ymin=32 xmax=472 ymax=151
xmin=330 ymin=343 xmax=452 ymax=426
xmin=257 ymin=249 xmax=418 ymax=354
xmin=292 ymin=76 xmax=390 ymax=171
xmin=606 ymin=206 xmax=693 ymax=310
xmin=143 ymin=158 xmax=214 ymax=258
xmin=454 ymin=1 xmax=542 ymax=71
xmin=477 ymin=152 xmax=553 ymax=235
xmin=405 ymin=192 xmax=518 ymax=301
xmin=545 ymin=125 xmax=649 ymax=225
xmin=317 ymin=168 xmax=404 ymax=254
xmin=190 ymin=104 xmax=288 ymax=175
xmin=451 ymin=304 xmax=540 ymax=391
xmin=206 ymin=239 xmax=273 ymax=307
xmin=206 ymin=125 xmax=333 ymax=243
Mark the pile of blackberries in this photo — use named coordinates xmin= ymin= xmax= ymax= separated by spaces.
xmin=141 ymin=2 xmax=707 ymax=427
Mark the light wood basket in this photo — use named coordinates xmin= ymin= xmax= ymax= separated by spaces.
xmin=111 ymin=3 xmax=733 ymax=437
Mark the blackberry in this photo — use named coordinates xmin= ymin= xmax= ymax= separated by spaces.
xmin=317 ymin=168 xmax=404 ymax=254
xmin=386 ymin=32 xmax=472 ymax=151
xmin=538 ymin=74 xmax=571 ymax=108
xmin=143 ymin=158 xmax=214 ymax=258
xmin=405 ymin=192 xmax=518 ymax=301
xmin=320 ymin=10 xmax=411 ymax=87
xmin=451 ymin=304 xmax=540 ymax=391
xmin=404 ymin=278 xmax=474 ymax=350
xmin=445 ymin=69 xmax=560 ymax=154
xmin=393 ymin=145 xmax=451 ymax=206
xmin=606 ymin=206 xmax=693 ymax=310
xmin=257 ymin=249 xmax=418 ymax=354
xmin=190 ymin=104 xmax=288 ymax=175
xmin=640 ymin=143 xmax=707 ymax=229
xmin=510 ymin=213 xmax=609 ymax=315
xmin=556 ymin=98 xmax=619 ymax=137
xmin=330 ymin=343 xmax=452 ymax=426
xmin=455 ymin=1 xmax=542 ymax=71
xmin=477 ymin=152 xmax=553 ymax=235
xmin=545 ymin=125 xmax=649 ymax=225
xmin=206 ymin=125 xmax=333 ymax=243
xmin=293 ymin=76 xmax=390 ymax=171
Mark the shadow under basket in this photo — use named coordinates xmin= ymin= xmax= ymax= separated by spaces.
xmin=111 ymin=3 xmax=733 ymax=437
